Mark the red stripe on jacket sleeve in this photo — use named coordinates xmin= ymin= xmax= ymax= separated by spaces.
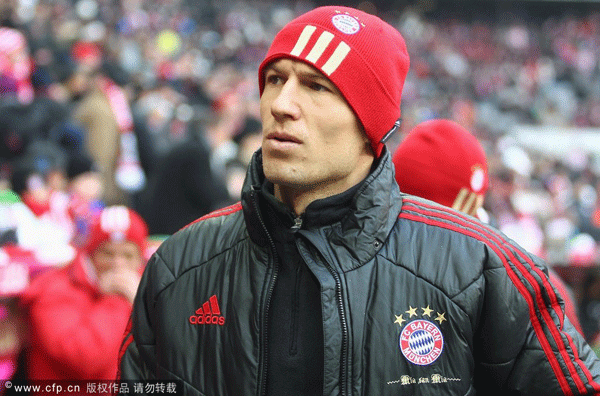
xmin=403 ymin=199 xmax=600 ymax=394
xmin=400 ymin=199 xmax=600 ymax=395
xmin=399 ymin=210 xmax=572 ymax=395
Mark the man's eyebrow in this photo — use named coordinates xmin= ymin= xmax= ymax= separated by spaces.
xmin=265 ymin=64 xmax=328 ymax=81
xmin=264 ymin=62 xmax=337 ymax=92
xmin=297 ymin=70 xmax=329 ymax=82
xmin=264 ymin=64 xmax=284 ymax=75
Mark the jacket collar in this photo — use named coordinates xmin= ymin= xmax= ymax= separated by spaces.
xmin=241 ymin=148 xmax=403 ymax=270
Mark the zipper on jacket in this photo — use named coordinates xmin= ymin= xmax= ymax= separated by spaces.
xmin=325 ymin=260 xmax=349 ymax=396
xmin=290 ymin=215 xmax=302 ymax=355
xmin=251 ymin=189 xmax=280 ymax=396
xmin=298 ymin=240 xmax=350 ymax=396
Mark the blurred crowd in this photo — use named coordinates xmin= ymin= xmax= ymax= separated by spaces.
xmin=2 ymin=0 xmax=600 ymax=386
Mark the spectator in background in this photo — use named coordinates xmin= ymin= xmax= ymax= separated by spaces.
xmin=0 ymin=21 xmax=86 ymax=170
xmin=137 ymin=136 xmax=230 ymax=235
xmin=0 ymin=188 xmax=76 ymax=389
xmin=0 ymin=185 xmax=75 ymax=271
xmin=0 ymin=190 xmax=36 ymax=388
xmin=0 ymin=25 xmax=34 ymax=105
xmin=0 ymin=244 xmax=34 ymax=390
xmin=8 ymin=141 xmax=77 ymax=252
xmin=392 ymin=118 xmax=584 ymax=336
xmin=393 ymin=119 xmax=489 ymax=218
xmin=233 ymin=116 xmax=263 ymax=167
xmin=21 ymin=206 xmax=147 ymax=385
xmin=223 ymin=116 xmax=263 ymax=201
xmin=73 ymin=62 xmax=146 ymax=206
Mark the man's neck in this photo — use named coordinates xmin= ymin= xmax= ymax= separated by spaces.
xmin=273 ymin=162 xmax=373 ymax=216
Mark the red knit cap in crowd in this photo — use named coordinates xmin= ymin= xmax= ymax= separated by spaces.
xmin=392 ymin=119 xmax=489 ymax=213
xmin=258 ymin=6 xmax=410 ymax=157
xmin=85 ymin=206 xmax=149 ymax=255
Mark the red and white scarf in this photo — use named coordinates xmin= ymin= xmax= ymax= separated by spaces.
xmin=99 ymin=76 xmax=146 ymax=193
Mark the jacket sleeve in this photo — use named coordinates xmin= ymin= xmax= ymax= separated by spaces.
xmin=118 ymin=252 xmax=175 ymax=385
xmin=475 ymin=239 xmax=600 ymax=395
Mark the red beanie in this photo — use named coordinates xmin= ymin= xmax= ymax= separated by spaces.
xmin=258 ymin=6 xmax=410 ymax=157
xmin=85 ymin=206 xmax=148 ymax=255
xmin=393 ymin=119 xmax=488 ymax=212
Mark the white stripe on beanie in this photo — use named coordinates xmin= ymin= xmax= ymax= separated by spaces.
xmin=289 ymin=25 xmax=351 ymax=76
xmin=290 ymin=25 xmax=316 ymax=56
xmin=321 ymin=42 xmax=351 ymax=76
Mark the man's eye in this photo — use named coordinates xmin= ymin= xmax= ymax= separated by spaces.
xmin=309 ymin=82 xmax=329 ymax=92
xmin=266 ymin=75 xmax=283 ymax=85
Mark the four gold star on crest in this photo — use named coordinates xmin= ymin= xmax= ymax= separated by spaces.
xmin=393 ymin=305 xmax=447 ymax=326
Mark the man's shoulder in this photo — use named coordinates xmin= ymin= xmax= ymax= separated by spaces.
xmin=398 ymin=194 xmax=499 ymax=242
xmin=151 ymin=203 xmax=248 ymax=274
xmin=181 ymin=202 xmax=244 ymax=230
xmin=397 ymin=194 xmax=536 ymax=269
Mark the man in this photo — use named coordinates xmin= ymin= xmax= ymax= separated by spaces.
xmin=392 ymin=118 xmax=585 ymax=336
xmin=118 ymin=6 xmax=600 ymax=395
xmin=22 ymin=205 xmax=148 ymax=384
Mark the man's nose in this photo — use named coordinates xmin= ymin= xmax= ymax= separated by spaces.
xmin=270 ymin=78 xmax=301 ymax=121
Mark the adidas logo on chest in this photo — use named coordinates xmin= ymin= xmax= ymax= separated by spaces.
xmin=189 ymin=295 xmax=225 ymax=326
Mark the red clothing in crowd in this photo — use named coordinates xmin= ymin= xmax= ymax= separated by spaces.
xmin=21 ymin=252 xmax=132 ymax=381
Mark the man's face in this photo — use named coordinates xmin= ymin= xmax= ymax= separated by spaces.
xmin=260 ymin=59 xmax=373 ymax=198
xmin=91 ymin=240 xmax=142 ymax=275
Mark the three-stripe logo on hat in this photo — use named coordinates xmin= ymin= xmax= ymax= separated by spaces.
xmin=290 ymin=25 xmax=351 ymax=76
xmin=189 ymin=295 xmax=225 ymax=326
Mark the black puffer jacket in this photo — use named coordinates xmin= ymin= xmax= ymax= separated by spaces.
xmin=118 ymin=149 xmax=600 ymax=395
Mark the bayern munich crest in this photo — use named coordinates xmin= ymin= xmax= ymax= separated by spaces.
xmin=399 ymin=319 xmax=444 ymax=366
xmin=331 ymin=13 xmax=361 ymax=35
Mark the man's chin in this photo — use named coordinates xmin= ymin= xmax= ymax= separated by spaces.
xmin=263 ymin=166 xmax=306 ymax=190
